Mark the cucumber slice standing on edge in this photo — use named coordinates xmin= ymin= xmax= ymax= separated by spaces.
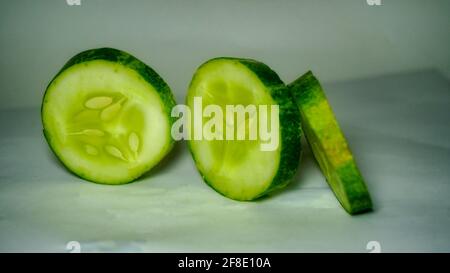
xmin=288 ymin=71 xmax=372 ymax=214
xmin=187 ymin=58 xmax=302 ymax=201
xmin=42 ymin=48 xmax=176 ymax=184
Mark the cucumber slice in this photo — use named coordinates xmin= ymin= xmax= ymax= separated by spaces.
xmin=288 ymin=71 xmax=372 ymax=214
xmin=187 ymin=58 xmax=302 ymax=201
xmin=42 ymin=48 xmax=176 ymax=184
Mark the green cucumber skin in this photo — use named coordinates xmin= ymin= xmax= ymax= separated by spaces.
xmin=188 ymin=57 xmax=303 ymax=200
xmin=335 ymin=162 xmax=372 ymax=214
xmin=41 ymin=48 xmax=177 ymax=184
xmin=42 ymin=48 xmax=177 ymax=127
xmin=288 ymin=71 xmax=372 ymax=214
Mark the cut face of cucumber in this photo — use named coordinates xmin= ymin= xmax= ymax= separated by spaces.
xmin=187 ymin=58 xmax=302 ymax=201
xmin=42 ymin=48 xmax=176 ymax=184
xmin=288 ymin=71 xmax=372 ymax=214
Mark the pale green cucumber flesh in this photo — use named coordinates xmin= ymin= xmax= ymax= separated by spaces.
xmin=288 ymin=71 xmax=372 ymax=214
xmin=187 ymin=58 xmax=302 ymax=201
xmin=42 ymin=48 xmax=176 ymax=184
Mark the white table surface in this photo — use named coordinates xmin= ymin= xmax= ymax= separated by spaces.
xmin=0 ymin=70 xmax=449 ymax=252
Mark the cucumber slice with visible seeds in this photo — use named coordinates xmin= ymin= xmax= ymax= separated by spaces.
xmin=42 ymin=48 xmax=176 ymax=184
xmin=187 ymin=58 xmax=302 ymax=201
xmin=288 ymin=71 xmax=372 ymax=214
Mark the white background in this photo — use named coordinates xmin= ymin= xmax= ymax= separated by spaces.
xmin=0 ymin=0 xmax=449 ymax=108
xmin=0 ymin=0 xmax=449 ymax=252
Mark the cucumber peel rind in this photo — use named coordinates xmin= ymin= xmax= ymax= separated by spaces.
xmin=42 ymin=48 xmax=177 ymax=184
xmin=288 ymin=71 xmax=372 ymax=214
xmin=187 ymin=57 xmax=302 ymax=201
xmin=238 ymin=58 xmax=303 ymax=193
xmin=43 ymin=48 xmax=176 ymax=124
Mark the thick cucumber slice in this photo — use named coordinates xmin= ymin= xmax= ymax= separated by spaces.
xmin=187 ymin=58 xmax=302 ymax=201
xmin=288 ymin=71 xmax=372 ymax=214
xmin=42 ymin=48 xmax=176 ymax=184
